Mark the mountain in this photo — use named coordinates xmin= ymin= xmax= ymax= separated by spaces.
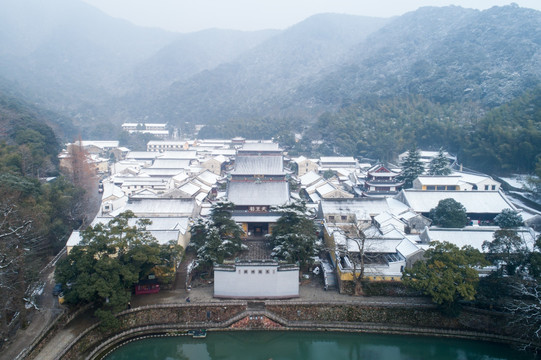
xmin=1 ymin=1 xmax=540 ymax=140
xmin=298 ymin=5 xmax=541 ymax=109
xmin=0 ymin=0 xmax=176 ymax=115
xmin=143 ymin=14 xmax=389 ymax=124
xmin=120 ymin=29 xmax=280 ymax=94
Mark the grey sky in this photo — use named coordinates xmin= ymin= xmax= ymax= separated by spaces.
xmin=81 ymin=0 xmax=540 ymax=33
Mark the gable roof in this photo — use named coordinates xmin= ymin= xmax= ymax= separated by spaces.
xmin=231 ymin=155 xmax=285 ymax=175
xmin=396 ymin=189 xmax=515 ymax=214
xmin=320 ymin=198 xmax=410 ymax=222
xmin=227 ymin=181 xmax=289 ymax=206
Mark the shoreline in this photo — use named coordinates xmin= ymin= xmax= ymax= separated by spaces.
xmin=40 ymin=299 xmax=538 ymax=360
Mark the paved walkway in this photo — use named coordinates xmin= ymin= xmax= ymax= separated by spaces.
xmin=1 ymin=267 xmax=64 ymax=360
xmin=25 ymin=279 xmax=431 ymax=360
xmin=8 ymin=264 xmax=431 ymax=360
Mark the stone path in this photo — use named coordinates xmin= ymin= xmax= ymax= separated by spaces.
xmin=1 ymin=265 xmax=63 ymax=360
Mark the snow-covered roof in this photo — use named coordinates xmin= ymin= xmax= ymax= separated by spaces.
xmin=139 ymin=168 xmax=185 ymax=177
xmin=306 ymin=179 xmax=328 ymax=194
xmin=149 ymin=230 xmax=182 ymax=245
xmin=421 ymin=226 xmax=536 ymax=252
xmin=452 ymin=171 xmax=500 ymax=186
xmin=77 ymin=140 xmax=119 ymax=149
xmin=204 ymin=155 xmax=227 ymax=164
xmin=121 ymin=177 xmax=171 ymax=186
xmin=159 ymin=151 xmax=198 ymax=159
xmin=240 ymin=142 xmax=281 ymax=152
xmin=151 ymin=159 xmax=191 ymax=169
xmin=196 ymin=170 xmax=221 ymax=186
xmin=127 ymin=217 xmax=189 ymax=232
xmin=112 ymin=198 xmax=196 ymax=217
xmin=102 ymin=181 xmax=126 ymax=200
xmin=415 ymin=176 xmax=462 ymax=186
xmin=396 ymin=190 xmax=515 ymax=214
xmin=320 ymin=198 xmax=410 ymax=221
xmin=231 ymin=155 xmax=285 ymax=175
xmin=125 ymin=151 xmax=161 ymax=160
xmin=315 ymin=183 xmax=337 ymax=196
xmin=320 ymin=156 xmax=356 ymax=164
xmin=227 ymin=181 xmax=289 ymax=206
xmin=179 ymin=182 xmax=200 ymax=196
xmin=67 ymin=230 xmax=82 ymax=247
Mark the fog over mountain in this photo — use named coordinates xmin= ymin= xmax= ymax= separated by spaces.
xmin=0 ymin=0 xmax=540 ymax=138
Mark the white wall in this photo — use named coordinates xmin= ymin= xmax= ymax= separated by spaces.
xmin=214 ymin=263 xmax=299 ymax=299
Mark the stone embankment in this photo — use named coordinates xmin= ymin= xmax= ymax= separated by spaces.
xmin=49 ymin=299 xmax=528 ymax=360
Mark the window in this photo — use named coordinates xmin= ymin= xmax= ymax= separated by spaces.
xmin=258 ymin=270 xmax=262 ymax=274
xmin=341 ymin=216 xmax=347 ymax=221
xmin=251 ymin=270 xmax=255 ymax=274
xmin=244 ymin=270 xmax=248 ymax=274
xmin=485 ymin=185 xmax=489 ymax=190
xmin=491 ymin=185 xmax=496 ymax=190
xmin=329 ymin=215 xmax=335 ymax=221
xmin=266 ymin=270 xmax=270 ymax=274
xmin=426 ymin=186 xmax=436 ymax=190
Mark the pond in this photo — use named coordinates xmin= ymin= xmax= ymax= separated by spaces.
xmin=103 ymin=331 xmax=536 ymax=360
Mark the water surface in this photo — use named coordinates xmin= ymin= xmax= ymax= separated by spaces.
xmin=104 ymin=331 xmax=535 ymax=360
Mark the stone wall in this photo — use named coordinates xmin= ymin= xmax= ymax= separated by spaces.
xmin=61 ymin=302 xmax=531 ymax=360
xmin=61 ymin=303 xmax=246 ymax=359
xmin=265 ymin=303 xmax=515 ymax=338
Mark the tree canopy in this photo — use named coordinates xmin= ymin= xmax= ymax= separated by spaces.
xmin=483 ymin=229 xmax=528 ymax=276
xmin=428 ymin=148 xmax=451 ymax=175
xmin=402 ymin=241 xmax=488 ymax=314
xmin=55 ymin=211 xmax=182 ymax=329
xmin=188 ymin=201 xmax=245 ymax=270
xmin=428 ymin=198 xmax=469 ymax=228
xmin=397 ymin=146 xmax=424 ymax=189
xmin=270 ymin=200 xmax=318 ymax=270
xmin=494 ymin=209 xmax=523 ymax=228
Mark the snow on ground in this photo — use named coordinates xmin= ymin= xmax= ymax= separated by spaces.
xmin=500 ymin=175 xmax=530 ymax=190
xmin=508 ymin=192 xmax=541 ymax=217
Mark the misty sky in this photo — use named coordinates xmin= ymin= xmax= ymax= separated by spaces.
xmin=81 ymin=0 xmax=541 ymax=33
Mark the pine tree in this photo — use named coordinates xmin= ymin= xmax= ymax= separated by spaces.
xmin=398 ymin=146 xmax=424 ymax=188
xmin=188 ymin=202 xmax=245 ymax=270
xmin=428 ymin=148 xmax=451 ymax=175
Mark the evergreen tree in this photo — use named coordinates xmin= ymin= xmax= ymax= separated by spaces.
xmin=188 ymin=202 xmax=245 ymax=270
xmin=403 ymin=241 xmax=487 ymax=315
xmin=397 ymin=146 xmax=425 ymax=188
xmin=494 ymin=209 xmax=523 ymax=228
xmin=483 ymin=229 xmax=528 ymax=276
xmin=55 ymin=211 xmax=182 ymax=330
xmin=270 ymin=200 xmax=318 ymax=270
xmin=429 ymin=198 xmax=469 ymax=228
xmin=428 ymin=148 xmax=451 ymax=175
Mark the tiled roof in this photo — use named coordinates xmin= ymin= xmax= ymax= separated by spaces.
xmin=231 ymin=156 xmax=285 ymax=175
xmin=397 ymin=190 xmax=515 ymax=214
xmin=227 ymin=181 xmax=289 ymax=206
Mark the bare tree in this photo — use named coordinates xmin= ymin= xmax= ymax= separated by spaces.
xmin=506 ymin=282 xmax=541 ymax=348
xmin=338 ymin=218 xmax=382 ymax=295
xmin=63 ymin=140 xmax=99 ymax=226
xmin=343 ymin=222 xmax=366 ymax=295
xmin=0 ymin=197 xmax=42 ymax=339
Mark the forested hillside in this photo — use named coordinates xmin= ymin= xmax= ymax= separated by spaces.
xmin=1 ymin=1 xmax=540 ymax=174
xmin=301 ymin=5 xmax=541 ymax=108
xmin=0 ymin=90 xmax=88 ymax=339
xmin=308 ymin=87 xmax=541 ymax=174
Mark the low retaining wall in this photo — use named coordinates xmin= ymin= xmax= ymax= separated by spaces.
xmin=60 ymin=303 xmax=246 ymax=360
xmin=58 ymin=301 xmax=533 ymax=359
